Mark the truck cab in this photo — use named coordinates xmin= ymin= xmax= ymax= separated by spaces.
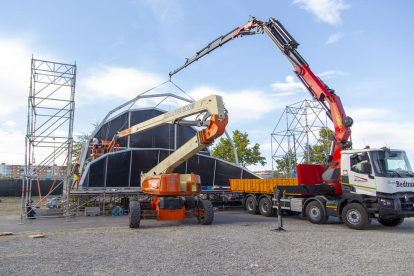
xmin=340 ymin=148 xmax=414 ymax=224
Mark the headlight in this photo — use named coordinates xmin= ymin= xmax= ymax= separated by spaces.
xmin=380 ymin=198 xmax=394 ymax=206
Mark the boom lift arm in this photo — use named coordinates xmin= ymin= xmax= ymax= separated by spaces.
xmin=109 ymin=94 xmax=228 ymax=184
xmin=169 ymin=17 xmax=353 ymax=179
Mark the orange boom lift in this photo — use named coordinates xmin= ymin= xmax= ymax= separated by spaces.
xmin=105 ymin=94 xmax=228 ymax=228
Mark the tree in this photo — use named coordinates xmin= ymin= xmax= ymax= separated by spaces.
xmin=0 ymin=174 xmax=12 ymax=181
xmin=303 ymin=127 xmax=334 ymax=165
xmin=73 ymin=133 xmax=90 ymax=163
xmin=212 ymin=130 xmax=266 ymax=168
xmin=72 ymin=123 xmax=99 ymax=164
xmin=274 ymin=149 xmax=297 ymax=177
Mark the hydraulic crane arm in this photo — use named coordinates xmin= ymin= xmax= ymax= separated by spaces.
xmin=108 ymin=94 xmax=228 ymax=184
xmin=169 ymin=17 xmax=354 ymax=175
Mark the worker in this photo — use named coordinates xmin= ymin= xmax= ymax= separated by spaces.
xmin=92 ymin=137 xmax=99 ymax=154
xmin=99 ymin=137 xmax=104 ymax=154
xmin=27 ymin=201 xmax=36 ymax=219
xmin=73 ymin=164 xmax=80 ymax=190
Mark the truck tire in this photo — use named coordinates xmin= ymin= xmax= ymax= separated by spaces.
xmin=259 ymin=197 xmax=275 ymax=217
xmin=129 ymin=200 xmax=141 ymax=228
xmin=245 ymin=197 xmax=259 ymax=214
xmin=342 ymin=203 xmax=371 ymax=230
xmin=198 ymin=200 xmax=214 ymax=225
xmin=305 ymin=201 xmax=329 ymax=224
xmin=378 ymin=217 xmax=404 ymax=227
xmin=185 ymin=196 xmax=196 ymax=209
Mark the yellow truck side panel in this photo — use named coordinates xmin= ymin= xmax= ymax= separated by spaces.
xmin=230 ymin=178 xmax=298 ymax=194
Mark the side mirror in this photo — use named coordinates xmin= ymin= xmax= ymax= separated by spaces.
xmin=360 ymin=162 xmax=372 ymax=174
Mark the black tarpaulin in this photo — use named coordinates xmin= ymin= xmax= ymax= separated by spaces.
xmin=106 ymin=151 xmax=131 ymax=188
xmin=130 ymin=150 xmax=159 ymax=187
xmin=129 ymin=110 xmax=174 ymax=149
xmin=0 ymin=180 xmax=63 ymax=197
xmin=88 ymin=157 xmax=106 ymax=187
xmin=187 ymin=155 xmax=215 ymax=186
xmin=215 ymin=161 xmax=243 ymax=186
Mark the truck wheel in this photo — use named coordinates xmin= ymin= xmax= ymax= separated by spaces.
xmin=129 ymin=200 xmax=141 ymax=228
xmin=378 ymin=217 xmax=404 ymax=227
xmin=342 ymin=203 xmax=371 ymax=230
xmin=198 ymin=200 xmax=214 ymax=225
xmin=245 ymin=197 xmax=259 ymax=214
xmin=185 ymin=196 xmax=196 ymax=209
xmin=306 ymin=201 xmax=329 ymax=224
xmin=259 ymin=197 xmax=275 ymax=217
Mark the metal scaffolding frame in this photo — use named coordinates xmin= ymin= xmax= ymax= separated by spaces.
xmin=20 ymin=57 xmax=76 ymax=223
xmin=271 ymin=99 xmax=331 ymax=177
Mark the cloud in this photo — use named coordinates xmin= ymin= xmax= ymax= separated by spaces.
xmin=345 ymin=107 xmax=414 ymax=159
xmin=0 ymin=37 xmax=34 ymax=115
xmin=189 ymin=86 xmax=292 ymax=124
xmin=79 ymin=65 xmax=166 ymax=101
xmin=4 ymin=120 xmax=17 ymax=128
xmin=271 ymin=75 xmax=306 ymax=94
xmin=293 ymin=0 xmax=350 ymax=26
xmin=346 ymin=107 xmax=390 ymax=121
xmin=326 ymin=32 xmax=345 ymax=44
xmin=317 ymin=70 xmax=348 ymax=79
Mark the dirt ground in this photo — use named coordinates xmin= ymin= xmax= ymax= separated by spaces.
xmin=1 ymin=196 xmax=414 ymax=275
xmin=0 ymin=197 xmax=21 ymax=220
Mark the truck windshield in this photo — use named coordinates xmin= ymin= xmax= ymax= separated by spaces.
xmin=371 ymin=151 xmax=413 ymax=174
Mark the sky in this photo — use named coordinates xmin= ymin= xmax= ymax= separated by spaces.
xmin=1 ymin=0 xmax=414 ymax=172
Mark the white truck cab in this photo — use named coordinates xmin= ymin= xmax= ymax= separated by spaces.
xmin=338 ymin=148 xmax=414 ymax=228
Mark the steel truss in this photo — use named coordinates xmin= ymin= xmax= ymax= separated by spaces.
xmin=271 ymin=99 xmax=331 ymax=177
xmin=20 ymin=58 xmax=76 ymax=223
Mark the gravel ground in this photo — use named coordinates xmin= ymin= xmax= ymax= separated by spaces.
xmin=1 ymin=197 xmax=414 ymax=275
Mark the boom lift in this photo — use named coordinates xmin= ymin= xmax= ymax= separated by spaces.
xmin=107 ymin=94 xmax=228 ymax=228
xmin=170 ymin=17 xmax=414 ymax=229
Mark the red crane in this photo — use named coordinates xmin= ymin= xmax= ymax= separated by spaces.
xmin=169 ymin=17 xmax=354 ymax=192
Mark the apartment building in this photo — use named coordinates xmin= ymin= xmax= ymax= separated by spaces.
xmin=0 ymin=163 xmax=67 ymax=179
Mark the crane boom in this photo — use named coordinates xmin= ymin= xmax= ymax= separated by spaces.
xmin=169 ymin=17 xmax=354 ymax=180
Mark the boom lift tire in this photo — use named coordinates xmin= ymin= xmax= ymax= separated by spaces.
xmin=306 ymin=201 xmax=329 ymax=224
xmin=185 ymin=196 xmax=196 ymax=209
xmin=197 ymin=200 xmax=214 ymax=225
xmin=378 ymin=217 xmax=404 ymax=227
xmin=342 ymin=203 xmax=371 ymax=230
xmin=245 ymin=197 xmax=259 ymax=214
xmin=129 ymin=199 xmax=141 ymax=229
xmin=259 ymin=197 xmax=275 ymax=217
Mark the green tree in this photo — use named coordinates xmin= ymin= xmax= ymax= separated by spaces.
xmin=0 ymin=174 xmax=12 ymax=181
xmin=212 ymin=129 xmax=266 ymax=168
xmin=274 ymin=149 xmax=297 ymax=177
xmin=303 ymin=127 xmax=334 ymax=164
xmin=73 ymin=133 xmax=90 ymax=163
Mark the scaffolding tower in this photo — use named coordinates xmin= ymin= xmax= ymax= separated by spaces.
xmin=271 ymin=99 xmax=332 ymax=177
xmin=20 ymin=57 xmax=76 ymax=222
